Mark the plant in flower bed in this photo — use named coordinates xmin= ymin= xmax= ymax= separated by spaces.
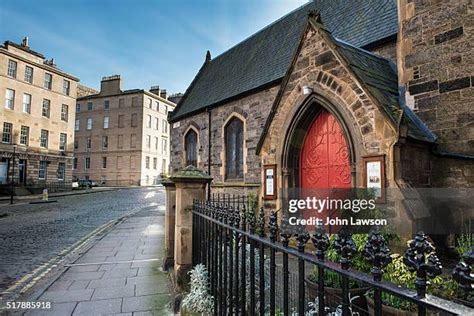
xmin=307 ymin=234 xmax=377 ymax=286
xmin=455 ymin=222 xmax=473 ymax=257
xmin=365 ymin=246 xmax=474 ymax=314
xmin=181 ymin=264 xmax=214 ymax=315
xmin=306 ymin=234 xmax=372 ymax=312
xmin=364 ymin=254 xmax=423 ymax=313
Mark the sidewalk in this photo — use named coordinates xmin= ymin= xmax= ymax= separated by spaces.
xmin=0 ymin=187 xmax=118 ymax=203
xmin=26 ymin=206 xmax=173 ymax=315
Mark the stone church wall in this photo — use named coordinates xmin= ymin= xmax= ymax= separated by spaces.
xmin=397 ymin=0 xmax=473 ymax=155
xmin=369 ymin=40 xmax=397 ymax=63
xmin=170 ymin=85 xmax=279 ymax=195
xmin=260 ymin=27 xmax=399 ymax=193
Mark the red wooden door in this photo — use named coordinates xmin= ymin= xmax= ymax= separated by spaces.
xmin=300 ymin=109 xmax=351 ymax=189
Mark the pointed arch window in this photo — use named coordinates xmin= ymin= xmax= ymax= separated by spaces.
xmin=185 ymin=129 xmax=198 ymax=167
xmin=225 ymin=117 xmax=244 ymax=180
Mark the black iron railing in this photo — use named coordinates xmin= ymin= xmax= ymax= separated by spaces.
xmin=210 ymin=193 xmax=250 ymax=210
xmin=191 ymin=199 xmax=473 ymax=316
xmin=26 ymin=180 xmax=72 ymax=193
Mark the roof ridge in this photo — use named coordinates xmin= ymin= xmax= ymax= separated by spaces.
xmin=209 ymin=1 xmax=314 ymax=64
xmin=171 ymin=0 xmax=399 ymax=122
xmin=169 ymin=54 xmax=211 ymax=121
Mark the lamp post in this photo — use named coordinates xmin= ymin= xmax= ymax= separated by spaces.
xmin=10 ymin=144 xmax=17 ymax=204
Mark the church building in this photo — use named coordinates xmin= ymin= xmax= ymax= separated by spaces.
xmin=168 ymin=0 xmax=473 ymax=228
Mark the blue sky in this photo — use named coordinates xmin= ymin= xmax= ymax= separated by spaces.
xmin=0 ymin=0 xmax=308 ymax=94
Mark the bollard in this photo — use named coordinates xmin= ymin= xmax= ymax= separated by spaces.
xmin=42 ymin=188 xmax=48 ymax=201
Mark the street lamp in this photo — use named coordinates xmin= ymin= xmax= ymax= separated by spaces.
xmin=10 ymin=144 xmax=17 ymax=204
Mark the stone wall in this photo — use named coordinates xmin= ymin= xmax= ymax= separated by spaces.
xmin=398 ymin=140 xmax=474 ymax=188
xmin=260 ymin=26 xmax=399 ymax=198
xmin=369 ymin=40 xmax=397 ymax=62
xmin=432 ymin=156 xmax=474 ymax=188
xmin=397 ymin=141 xmax=433 ymax=187
xmin=77 ymin=84 xmax=99 ymax=98
xmin=170 ymin=85 xmax=279 ymax=194
xmin=398 ymin=0 xmax=473 ymax=155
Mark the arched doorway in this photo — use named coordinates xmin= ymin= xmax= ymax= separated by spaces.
xmin=280 ymin=95 xmax=358 ymax=191
xmin=300 ymin=109 xmax=351 ymax=189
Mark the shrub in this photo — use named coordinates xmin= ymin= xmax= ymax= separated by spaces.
xmin=181 ymin=264 xmax=214 ymax=314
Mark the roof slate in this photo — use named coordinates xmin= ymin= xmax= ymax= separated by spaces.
xmin=169 ymin=0 xmax=398 ymax=121
xmin=332 ymin=38 xmax=436 ymax=143
xmin=333 ymin=38 xmax=401 ymax=125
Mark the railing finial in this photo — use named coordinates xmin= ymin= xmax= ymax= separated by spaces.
xmin=241 ymin=204 xmax=247 ymax=232
xmin=280 ymin=212 xmax=292 ymax=247
xmin=403 ymin=231 xmax=442 ymax=298
xmin=364 ymin=230 xmax=392 ymax=281
xmin=452 ymin=248 xmax=474 ymax=292
xmin=248 ymin=207 xmax=256 ymax=234
xmin=296 ymin=231 xmax=310 ymax=253
xmin=269 ymin=210 xmax=278 ymax=242
xmin=334 ymin=231 xmax=356 ymax=270
xmin=311 ymin=226 xmax=329 ymax=261
xmin=258 ymin=207 xmax=265 ymax=237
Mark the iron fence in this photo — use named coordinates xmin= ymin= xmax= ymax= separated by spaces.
xmin=191 ymin=198 xmax=473 ymax=316
xmin=26 ymin=180 xmax=72 ymax=193
xmin=210 ymin=193 xmax=251 ymax=210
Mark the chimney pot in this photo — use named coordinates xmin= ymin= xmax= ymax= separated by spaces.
xmin=160 ymin=89 xmax=167 ymax=100
xmin=22 ymin=36 xmax=29 ymax=47
xmin=150 ymin=85 xmax=161 ymax=96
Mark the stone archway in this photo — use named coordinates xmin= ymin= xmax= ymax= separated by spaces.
xmin=280 ymin=94 xmax=358 ymax=189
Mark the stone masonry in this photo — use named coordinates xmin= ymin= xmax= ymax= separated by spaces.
xmin=170 ymin=86 xmax=279 ymax=195
xmin=260 ymin=26 xmax=399 ymax=194
xmin=398 ymin=0 xmax=473 ymax=155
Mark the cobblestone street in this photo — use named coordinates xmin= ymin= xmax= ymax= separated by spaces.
xmin=0 ymin=187 xmax=165 ymax=295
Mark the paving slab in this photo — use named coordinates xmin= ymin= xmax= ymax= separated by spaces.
xmin=102 ymin=267 xmax=138 ymax=278
xmin=136 ymin=266 xmax=162 ymax=276
xmin=73 ymin=298 xmax=122 ymax=315
xmin=61 ymin=271 xmax=105 ymax=280
xmin=122 ymin=294 xmax=171 ymax=313
xmin=87 ymin=277 xmax=126 ymax=289
xmin=68 ymin=280 xmax=90 ymax=290
xmin=68 ymin=265 xmax=101 ymax=273
xmin=31 ymin=204 xmax=172 ymax=315
xmin=39 ymin=289 xmax=94 ymax=303
xmin=24 ymin=302 xmax=77 ymax=316
xmin=135 ymin=281 xmax=170 ymax=296
xmin=91 ymin=285 xmax=135 ymax=300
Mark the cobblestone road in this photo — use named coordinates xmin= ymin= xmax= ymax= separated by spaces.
xmin=0 ymin=187 xmax=165 ymax=292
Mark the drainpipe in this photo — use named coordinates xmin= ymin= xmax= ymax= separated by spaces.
xmin=207 ymin=108 xmax=212 ymax=199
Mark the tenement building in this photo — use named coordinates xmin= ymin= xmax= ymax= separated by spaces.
xmin=169 ymin=0 xmax=473 ymax=234
xmin=73 ymin=75 xmax=175 ymax=186
xmin=0 ymin=37 xmax=78 ymax=186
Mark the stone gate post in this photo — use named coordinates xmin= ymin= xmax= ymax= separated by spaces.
xmin=171 ymin=166 xmax=212 ymax=290
xmin=161 ymin=178 xmax=176 ymax=270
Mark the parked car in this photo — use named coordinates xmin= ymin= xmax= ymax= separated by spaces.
xmin=71 ymin=181 xmax=79 ymax=189
xmin=77 ymin=179 xmax=99 ymax=188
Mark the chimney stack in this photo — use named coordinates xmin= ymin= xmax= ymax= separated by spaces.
xmin=21 ymin=36 xmax=29 ymax=47
xmin=100 ymin=75 xmax=122 ymax=96
xmin=149 ymin=85 xmax=161 ymax=96
xmin=168 ymin=93 xmax=183 ymax=105
xmin=160 ymin=89 xmax=168 ymax=100
xmin=45 ymin=58 xmax=56 ymax=67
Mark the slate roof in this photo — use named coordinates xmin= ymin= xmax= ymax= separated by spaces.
xmin=169 ymin=0 xmax=398 ymax=122
xmin=332 ymin=38 xmax=436 ymax=143
xmin=333 ymin=38 xmax=401 ymax=125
